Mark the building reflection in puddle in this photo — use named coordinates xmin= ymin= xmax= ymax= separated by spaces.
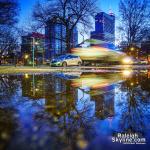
xmin=21 ymin=72 xmax=126 ymax=118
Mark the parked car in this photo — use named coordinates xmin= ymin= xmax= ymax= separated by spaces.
xmin=132 ymin=59 xmax=148 ymax=65
xmin=131 ymin=59 xmax=140 ymax=65
xmin=44 ymin=59 xmax=51 ymax=65
xmin=140 ymin=60 xmax=148 ymax=65
xmin=51 ymin=54 xmax=82 ymax=67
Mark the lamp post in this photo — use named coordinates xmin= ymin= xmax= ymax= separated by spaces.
xmin=32 ymin=38 xmax=35 ymax=68
xmin=32 ymin=38 xmax=38 ymax=68
xmin=80 ymin=31 xmax=85 ymax=43
xmin=130 ymin=47 xmax=134 ymax=51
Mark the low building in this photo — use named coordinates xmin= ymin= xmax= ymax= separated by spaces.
xmin=21 ymin=32 xmax=45 ymax=65
xmin=140 ymin=40 xmax=150 ymax=61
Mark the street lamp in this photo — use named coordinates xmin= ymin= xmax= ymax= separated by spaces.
xmin=24 ymin=54 xmax=29 ymax=59
xmin=80 ymin=31 xmax=85 ymax=43
xmin=23 ymin=54 xmax=29 ymax=65
xmin=130 ymin=47 xmax=134 ymax=51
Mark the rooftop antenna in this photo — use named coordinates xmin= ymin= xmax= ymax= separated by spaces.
xmin=109 ymin=7 xmax=115 ymax=16
xmin=100 ymin=9 xmax=103 ymax=12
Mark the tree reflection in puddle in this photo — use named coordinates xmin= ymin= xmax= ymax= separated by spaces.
xmin=117 ymin=71 xmax=150 ymax=134
xmin=0 ymin=70 xmax=150 ymax=150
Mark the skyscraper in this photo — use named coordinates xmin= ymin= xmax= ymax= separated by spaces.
xmin=91 ymin=11 xmax=115 ymax=43
xmin=45 ymin=22 xmax=78 ymax=59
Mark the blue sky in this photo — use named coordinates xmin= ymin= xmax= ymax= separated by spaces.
xmin=19 ymin=0 xmax=120 ymax=43
xmin=19 ymin=0 xmax=37 ymax=26
xmin=19 ymin=0 xmax=120 ymax=26
xmin=100 ymin=0 xmax=120 ymax=14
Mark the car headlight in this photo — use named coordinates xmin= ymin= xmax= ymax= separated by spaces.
xmin=122 ymin=57 xmax=133 ymax=64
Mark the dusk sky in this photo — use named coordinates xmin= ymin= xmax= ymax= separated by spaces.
xmin=19 ymin=0 xmax=120 ymax=43
xmin=19 ymin=0 xmax=120 ymax=25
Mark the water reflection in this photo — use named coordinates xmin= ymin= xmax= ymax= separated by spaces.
xmin=0 ymin=70 xmax=150 ymax=149
xmin=118 ymin=71 xmax=150 ymax=133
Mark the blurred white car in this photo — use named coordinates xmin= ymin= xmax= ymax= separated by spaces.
xmin=51 ymin=54 xmax=82 ymax=67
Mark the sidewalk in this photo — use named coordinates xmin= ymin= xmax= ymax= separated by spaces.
xmin=0 ymin=65 xmax=150 ymax=74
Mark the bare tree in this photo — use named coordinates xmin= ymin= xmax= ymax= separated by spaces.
xmin=0 ymin=27 xmax=18 ymax=53
xmin=119 ymin=0 xmax=150 ymax=45
xmin=0 ymin=0 xmax=19 ymax=64
xmin=0 ymin=0 xmax=19 ymax=26
xmin=0 ymin=27 xmax=19 ymax=65
xmin=33 ymin=0 xmax=98 ymax=52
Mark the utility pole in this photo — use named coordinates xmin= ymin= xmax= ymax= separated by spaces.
xmin=32 ymin=38 xmax=38 ymax=68
xmin=32 ymin=38 xmax=35 ymax=68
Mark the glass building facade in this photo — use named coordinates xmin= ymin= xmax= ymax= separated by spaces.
xmin=91 ymin=12 xmax=115 ymax=43
xmin=45 ymin=23 xmax=78 ymax=59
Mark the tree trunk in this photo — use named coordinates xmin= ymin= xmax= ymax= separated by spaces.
xmin=0 ymin=53 xmax=2 ymax=65
xmin=66 ymin=27 xmax=72 ymax=53
xmin=147 ymin=49 xmax=149 ymax=63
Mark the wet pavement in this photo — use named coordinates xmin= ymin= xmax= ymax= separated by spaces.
xmin=1 ymin=65 xmax=150 ymax=74
xmin=0 ymin=70 xmax=150 ymax=150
